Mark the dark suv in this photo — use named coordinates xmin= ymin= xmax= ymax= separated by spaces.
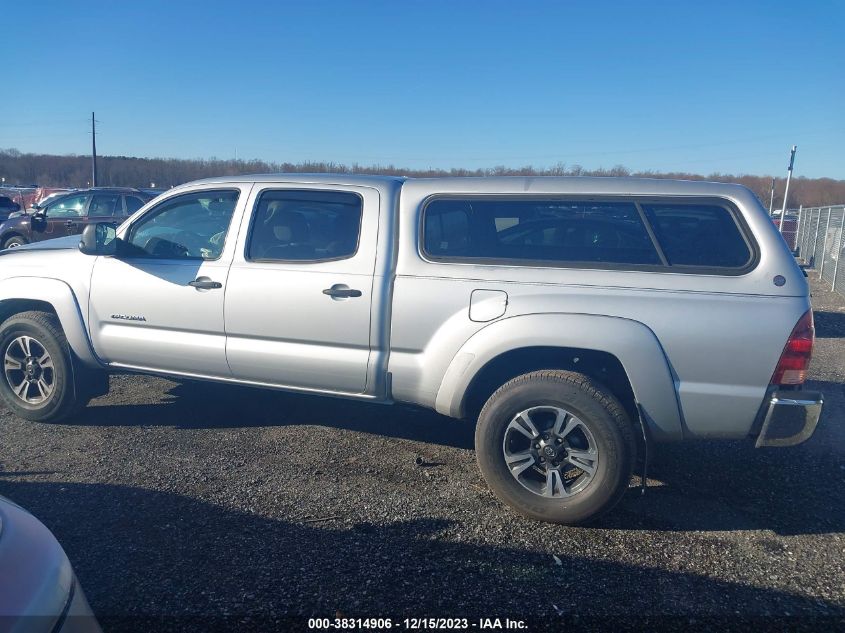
xmin=0 ymin=188 xmax=155 ymax=249
xmin=0 ymin=196 xmax=21 ymax=223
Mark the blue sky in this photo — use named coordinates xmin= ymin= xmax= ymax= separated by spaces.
xmin=1 ymin=0 xmax=843 ymax=177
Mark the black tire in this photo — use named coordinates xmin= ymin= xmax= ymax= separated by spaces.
xmin=475 ymin=370 xmax=635 ymax=525
xmin=3 ymin=235 xmax=27 ymax=249
xmin=0 ymin=311 xmax=87 ymax=422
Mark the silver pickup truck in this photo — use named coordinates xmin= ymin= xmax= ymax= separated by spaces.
xmin=0 ymin=175 xmax=824 ymax=524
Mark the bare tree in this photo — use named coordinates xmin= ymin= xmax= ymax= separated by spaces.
xmin=1 ymin=148 xmax=843 ymax=207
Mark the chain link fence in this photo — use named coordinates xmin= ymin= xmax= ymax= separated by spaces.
xmin=795 ymin=204 xmax=845 ymax=299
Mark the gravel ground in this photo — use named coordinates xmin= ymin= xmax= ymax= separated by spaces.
xmin=0 ymin=274 xmax=843 ymax=632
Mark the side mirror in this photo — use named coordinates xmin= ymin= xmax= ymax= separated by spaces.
xmin=31 ymin=212 xmax=47 ymax=231
xmin=79 ymin=222 xmax=119 ymax=256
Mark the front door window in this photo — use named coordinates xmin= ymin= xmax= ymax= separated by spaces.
xmin=46 ymin=194 xmax=88 ymax=218
xmin=126 ymin=190 xmax=239 ymax=259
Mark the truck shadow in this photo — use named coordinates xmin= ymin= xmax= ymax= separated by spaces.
xmin=813 ymin=310 xmax=845 ymax=338
xmin=0 ymin=478 xmax=841 ymax=632
xmin=67 ymin=375 xmax=845 ymax=537
xmin=77 ymin=377 xmax=476 ymax=449
xmin=607 ymin=376 xmax=845 ymax=536
xmin=607 ymin=441 xmax=845 ymax=536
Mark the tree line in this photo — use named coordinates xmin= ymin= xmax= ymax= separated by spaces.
xmin=1 ymin=147 xmax=843 ymax=209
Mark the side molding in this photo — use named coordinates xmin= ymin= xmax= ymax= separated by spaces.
xmin=0 ymin=277 xmax=100 ymax=367
xmin=434 ymin=313 xmax=684 ymax=441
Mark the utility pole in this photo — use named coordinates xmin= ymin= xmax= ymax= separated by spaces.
xmin=768 ymin=177 xmax=775 ymax=215
xmin=778 ymin=145 xmax=797 ymax=235
xmin=91 ymin=112 xmax=98 ymax=188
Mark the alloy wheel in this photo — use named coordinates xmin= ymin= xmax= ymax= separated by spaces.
xmin=3 ymin=335 xmax=55 ymax=404
xmin=502 ymin=406 xmax=598 ymax=498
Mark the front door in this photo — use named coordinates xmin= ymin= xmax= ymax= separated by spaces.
xmin=88 ymin=187 xmax=247 ymax=376
xmin=37 ymin=193 xmax=90 ymax=242
xmin=224 ymin=185 xmax=378 ymax=394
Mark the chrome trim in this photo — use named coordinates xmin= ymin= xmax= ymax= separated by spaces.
xmin=755 ymin=391 xmax=823 ymax=448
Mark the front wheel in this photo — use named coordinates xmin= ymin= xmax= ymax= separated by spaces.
xmin=0 ymin=311 xmax=87 ymax=422
xmin=3 ymin=235 xmax=27 ymax=249
xmin=475 ymin=370 xmax=635 ymax=524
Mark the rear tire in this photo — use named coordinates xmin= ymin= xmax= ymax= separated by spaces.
xmin=475 ymin=370 xmax=635 ymax=524
xmin=0 ymin=311 xmax=87 ymax=422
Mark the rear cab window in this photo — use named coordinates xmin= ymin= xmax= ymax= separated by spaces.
xmin=422 ymin=196 xmax=756 ymax=274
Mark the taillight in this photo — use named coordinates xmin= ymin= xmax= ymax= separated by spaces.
xmin=771 ymin=310 xmax=814 ymax=386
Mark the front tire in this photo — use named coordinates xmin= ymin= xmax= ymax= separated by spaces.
xmin=3 ymin=235 xmax=27 ymax=249
xmin=0 ymin=311 xmax=86 ymax=422
xmin=475 ymin=370 xmax=635 ymax=525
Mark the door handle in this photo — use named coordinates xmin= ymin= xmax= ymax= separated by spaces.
xmin=189 ymin=278 xmax=222 ymax=290
xmin=322 ymin=284 xmax=362 ymax=299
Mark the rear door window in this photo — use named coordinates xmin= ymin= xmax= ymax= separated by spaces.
xmin=423 ymin=198 xmax=661 ymax=266
xmin=642 ymin=203 xmax=752 ymax=268
xmin=247 ymin=190 xmax=363 ymax=262
xmin=124 ymin=196 xmax=147 ymax=214
xmin=88 ymin=193 xmax=121 ymax=217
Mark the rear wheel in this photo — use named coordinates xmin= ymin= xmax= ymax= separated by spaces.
xmin=3 ymin=235 xmax=27 ymax=249
xmin=475 ymin=370 xmax=635 ymax=524
xmin=0 ymin=311 xmax=89 ymax=422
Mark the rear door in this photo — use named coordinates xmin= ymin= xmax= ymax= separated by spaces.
xmin=84 ymin=192 xmax=123 ymax=232
xmin=224 ymin=184 xmax=379 ymax=393
xmin=123 ymin=194 xmax=149 ymax=216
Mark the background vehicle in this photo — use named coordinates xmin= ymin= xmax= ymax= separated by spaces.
xmin=138 ymin=188 xmax=167 ymax=198
xmin=0 ymin=196 xmax=21 ymax=222
xmin=0 ymin=495 xmax=101 ymax=632
xmin=0 ymin=187 xmax=37 ymax=211
xmin=772 ymin=212 xmax=799 ymax=252
xmin=31 ymin=188 xmax=75 ymax=211
xmin=0 ymin=187 xmax=155 ymax=249
xmin=0 ymin=175 xmax=823 ymax=524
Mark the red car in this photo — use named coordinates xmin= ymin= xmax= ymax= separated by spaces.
xmin=32 ymin=187 xmax=74 ymax=209
xmin=772 ymin=216 xmax=798 ymax=251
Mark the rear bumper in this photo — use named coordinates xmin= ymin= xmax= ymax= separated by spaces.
xmin=755 ymin=391 xmax=823 ymax=447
